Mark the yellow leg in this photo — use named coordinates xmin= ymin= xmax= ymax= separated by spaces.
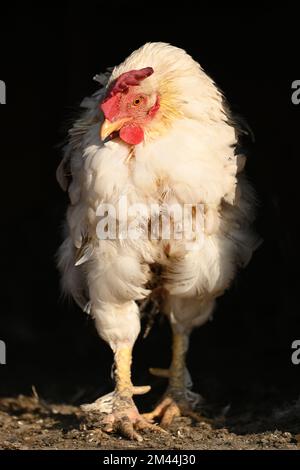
xmin=114 ymin=346 xmax=154 ymax=396
xmin=150 ymin=332 xmax=188 ymax=392
xmin=114 ymin=346 xmax=134 ymax=396
xmin=169 ymin=332 xmax=188 ymax=391
xmin=144 ymin=331 xmax=207 ymax=427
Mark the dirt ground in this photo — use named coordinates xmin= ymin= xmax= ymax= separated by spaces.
xmin=0 ymin=394 xmax=300 ymax=450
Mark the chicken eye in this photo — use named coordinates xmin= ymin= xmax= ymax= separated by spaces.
xmin=132 ymin=96 xmax=144 ymax=106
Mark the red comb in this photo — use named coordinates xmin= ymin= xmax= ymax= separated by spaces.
xmin=106 ymin=67 xmax=154 ymax=98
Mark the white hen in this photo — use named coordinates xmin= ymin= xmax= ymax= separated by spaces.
xmin=57 ymin=42 xmax=259 ymax=441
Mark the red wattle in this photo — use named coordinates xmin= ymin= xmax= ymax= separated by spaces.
xmin=119 ymin=124 xmax=144 ymax=145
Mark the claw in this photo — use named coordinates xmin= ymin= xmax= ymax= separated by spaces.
xmin=82 ymin=391 xmax=166 ymax=442
xmin=143 ymin=396 xmax=173 ymax=423
xmin=133 ymin=385 xmax=151 ymax=395
xmin=115 ymin=416 xmax=143 ymax=442
xmin=136 ymin=418 xmax=168 ymax=434
xmin=149 ymin=367 xmax=170 ymax=378
xmin=143 ymin=393 xmax=210 ymax=428
xmin=102 ymin=409 xmax=167 ymax=442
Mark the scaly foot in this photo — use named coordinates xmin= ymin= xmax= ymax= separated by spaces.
xmin=143 ymin=388 xmax=210 ymax=428
xmin=143 ymin=367 xmax=209 ymax=428
xmin=82 ymin=386 xmax=166 ymax=442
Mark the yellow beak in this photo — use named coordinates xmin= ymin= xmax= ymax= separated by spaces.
xmin=100 ymin=117 xmax=131 ymax=141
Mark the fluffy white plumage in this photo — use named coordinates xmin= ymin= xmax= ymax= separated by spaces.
xmin=57 ymin=43 xmax=259 ymax=435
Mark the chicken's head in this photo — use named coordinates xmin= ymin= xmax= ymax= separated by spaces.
xmin=100 ymin=67 xmax=160 ymax=145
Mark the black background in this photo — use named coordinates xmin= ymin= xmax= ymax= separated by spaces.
xmin=0 ymin=3 xmax=299 ymax=413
